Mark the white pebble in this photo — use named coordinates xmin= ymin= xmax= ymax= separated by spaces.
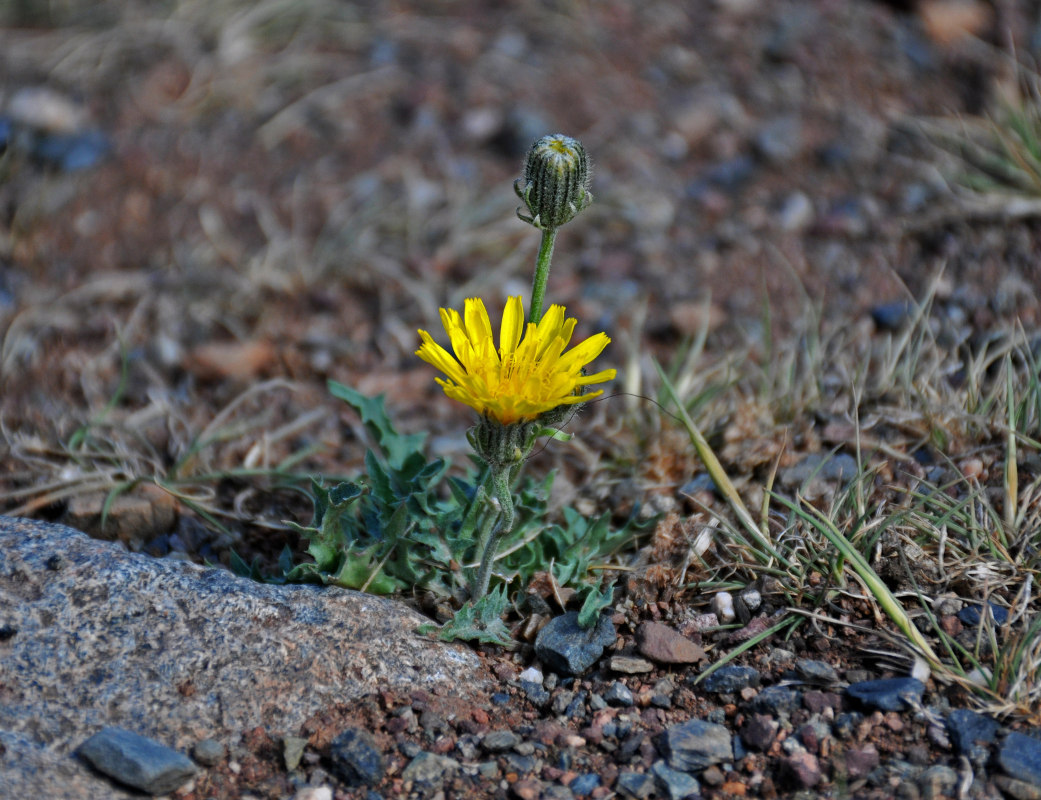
xmin=292 ymin=788 xmax=333 ymax=800
xmin=711 ymin=591 xmax=736 ymax=624
xmin=518 ymin=666 xmax=544 ymax=685
xmin=739 ymin=587 xmax=762 ymax=612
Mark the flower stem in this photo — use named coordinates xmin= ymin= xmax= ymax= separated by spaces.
xmin=528 ymin=227 xmax=557 ymax=324
xmin=472 ymin=466 xmax=515 ymax=601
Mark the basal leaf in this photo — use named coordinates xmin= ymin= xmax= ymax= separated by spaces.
xmin=328 ymin=380 xmax=426 ymax=470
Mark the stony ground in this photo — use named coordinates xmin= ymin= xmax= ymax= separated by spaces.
xmin=4 ymin=0 xmax=1041 ymax=798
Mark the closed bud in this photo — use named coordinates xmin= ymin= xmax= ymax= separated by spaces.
xmin=514 ymin=134 xmax=592 ymax=230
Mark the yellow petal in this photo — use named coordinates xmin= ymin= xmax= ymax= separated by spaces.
xmin=464 ymin=297 xmax=493 ymax=347
xmin=500 ymin=296 xmax=524 ymax=357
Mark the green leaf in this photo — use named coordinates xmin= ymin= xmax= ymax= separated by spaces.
xmin=422 ymin=585 xmax=514 ymax=646
xmin=328 ymin=380 xmax=426 ymax=470
xmin=577 ymin=582 xmax=615 ymax=629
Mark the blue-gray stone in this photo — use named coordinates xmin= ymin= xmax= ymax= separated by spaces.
xmin=401 ymin=751 xmax=460 ymax=789
xmin=502 ymin=752 xmax=537 ymax=775
xmin=330 ymin=727 xmax=384 ymax=787
xmin=701 ymin=664 xmax=760 ymax=693
xmin=616 ymin=771 xmax=656 ymax=799
xmin=570 ymin=773 xmax=600 ymax=795
xmin=520 ymin=680 xmax=551 ymax=708
xmin=785 ymin=453 xmax=859 ymax=485
xmin=482 ymin=730 xmax=520 ymax=752
xmin=871 ymin=300 xmax=918 ymax=331
xmin=946 ymin=709 xmax=999 ymax=761
xmin=604 ymin=681 xmax=634 ymax=707
xmin=661 ymin=718 xmax=733 ymax=772
xmin=755 ymin=116 xmax=803 ymax=164
xmin=919 ymin=765 xmax=959 ymax=798
xmin=957 ymin=603 xmax=1009 ymax=627
xmin=845 ymin=678 xmax=925 ymax=712
xmin=77 ymin=727 xmax=197 ymax=795
xmin=834 ymin=712 xmax=864 ymax=740
xmin=680 ymin=474 xmax=717 ymax=497
xmin=535 ymin=612 xmax=616 ymax=676
xmin=652 ymin=759 xmax=701 ymax=800
xmin=998 ymin=731 xmax=1041 ymax=785
xmin=794 ymin=659 xmax=840 ymax=685
xmin=695 ymin=156 xmax=755 ymax=191
xmin=192 ymin=737 xmax=225 ymax=767
xmin=752 ymin=685 xmax=802 ymax=717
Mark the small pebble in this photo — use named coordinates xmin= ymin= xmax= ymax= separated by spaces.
xmin=998 ymin=731 xmax=1041 ymax=786
xmin=845 ymin=677 xmax=925 ymax=712
xmin=957 ymin=602 xmax=1009 ymax=626
xmin=78 ymin=727 xmax=197 ymax=795
xmin=518 ymin=666 xmax=544 ymax=684
xmin=794 ymin=659 xmax=840 ymax=685
xmin=482 ymin=730 xmax=521 ymax=752
xmin=701 ymin=665 xmax=760 ymax=693
xmin=609 ymin=656 xmax=654 ymax=674
xmin=283 ymin=736 xmax=308 ymax=771
xmin=711 ymin=591 xmax=736 ymax=623
xmin=615 ymin=771 xmax=655 ymax=799
xmin=192 ymin=738 xmax=225 ymax=767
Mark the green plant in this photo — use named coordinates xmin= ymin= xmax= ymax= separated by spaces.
xmin=233 ymin=382 xmax=647 ymax=643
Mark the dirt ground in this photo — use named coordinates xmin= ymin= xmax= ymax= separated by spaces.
xmin=3 ymin=1 xmax=1041 ymax=798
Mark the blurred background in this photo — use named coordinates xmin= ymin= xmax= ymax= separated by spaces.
xmin=2 ymin=0 xmax=1040 ymax=558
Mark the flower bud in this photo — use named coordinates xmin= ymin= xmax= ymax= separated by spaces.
xmin=514 ymin=134 xmax=592 ymax=230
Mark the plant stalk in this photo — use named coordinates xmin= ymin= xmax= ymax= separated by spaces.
xmin=472 ymin=466 xmax=515 ymax=601
xmin=528 ymin=228 xmax=557 ymax=324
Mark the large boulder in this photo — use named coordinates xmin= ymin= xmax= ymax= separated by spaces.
xmin=0 ymin=517 xmax=488 ymax=798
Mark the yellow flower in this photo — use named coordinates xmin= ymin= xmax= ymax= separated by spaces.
xmin=417 ymin=296 xmax=616 ymax=425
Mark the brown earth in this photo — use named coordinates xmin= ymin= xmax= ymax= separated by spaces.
xmin=2 ymin=1 xmax=1041 ymax=798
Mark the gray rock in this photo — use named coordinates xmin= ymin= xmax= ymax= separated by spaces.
xmin=778 ymin=191 xmax=814 ymax=232
xmin=569 ymin=773 xmax=601 ymax=795
xmin=871 ymin=300 xmax=918 ymax=331
xmin=740 ymin=713 xmax=779 ymax=751
xmin=616 ymin=771 xmax=656 ymax=799
xmin=998 ymin=731 xmax=1041 ymax=786
xmin=995 ymin=775 xmax=1041 ymax=800
xmin=918 ymin=764 xmax=959 ymax=800
xmin=958 ymin=602 xmax=1009 ymax=626
xmin=754 ymin=115 xmax=804 ymax=164
xmin=77 ymin=727 xmax=196 ymax=795
xmin=192 ymin=737 xmax=225 ymax=767
xmin=845 ymin=677 xmax=925 ymax=712
xmin=946 ymin=709 xmax=999 ymax=762
xmin=0 ymin=517 xmax=487 ymax=798
xmin=481 ymin=730 xmax=520 ymax=752
xmin=784 ymin=452 xmax=859 ymax=486
xmin=701 ymin=664 xmax=760 ymax=693
xmin=604 ymin=681 xmax=635 ymax=707
xmin=401 ymin=751 xmax=460 ymax=790
xmin=520 ymin=680 xmax=551 ymax=707
xmin=833 ymin=712 xmax=865 ymax=740
xmin=329 ymin=727 xmax=384 ymax=787
xmin=652 ymin=759 xmax=701 ymax=800
xmin=283 ymin=736 xmax=309 ymax=771
xmin=753 ymin=685 xmax=802 ymax=717
xmin=534 ymin=612 xmax=616 ymax=676
xmin=661 ymin=718 xmax=733 ymax=772
xmin=794 ymin=659 xmax=840 ymax=685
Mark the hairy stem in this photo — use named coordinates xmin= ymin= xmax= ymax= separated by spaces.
xmin=528 ymin=228 xmax=557 ymax=324
xmin=472 ymin=467 xmax=515 ymax=601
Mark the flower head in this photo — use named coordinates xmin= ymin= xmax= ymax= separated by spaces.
xmin=417 ymin=296 xmax=615 ymax=425
xmin=514 ymin=134 xmax=592 ymax=230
